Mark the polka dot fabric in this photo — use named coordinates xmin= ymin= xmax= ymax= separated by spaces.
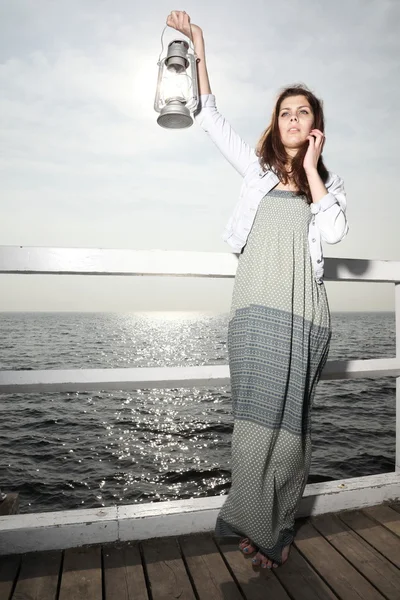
xmin=215 ymin=189 xmax=332 ymax=565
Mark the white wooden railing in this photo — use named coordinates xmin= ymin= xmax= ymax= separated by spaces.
xmin=1 ymin=246 xmax=400 ymax=428
xmin=0 ymin=245 xmax=400 ymax=551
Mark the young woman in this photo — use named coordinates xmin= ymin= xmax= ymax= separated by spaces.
xmin=167 ymin=11 xmax=349 ymax=569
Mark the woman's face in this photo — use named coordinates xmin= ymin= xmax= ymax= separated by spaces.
xmin=278 ymin=95 xmax=314 ymax=153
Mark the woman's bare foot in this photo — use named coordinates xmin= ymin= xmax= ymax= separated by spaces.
xmin=238 ymin=537 xmax=257 ymax=554
xmin=252 ymin=543 xmax=291 ymax=569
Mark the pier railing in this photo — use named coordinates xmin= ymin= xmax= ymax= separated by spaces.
xmin=0 ymin=245 xmax=400 ymax=546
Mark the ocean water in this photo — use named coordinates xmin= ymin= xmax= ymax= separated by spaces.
xmin=0 ymin=311 xmax=396 ymax=514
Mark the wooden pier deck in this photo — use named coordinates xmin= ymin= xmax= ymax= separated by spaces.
xmin=2 ymin=502 xmax=400 ymax=600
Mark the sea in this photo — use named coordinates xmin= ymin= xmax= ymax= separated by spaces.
xmin=0 ymin=311 xmax=396 ymax=515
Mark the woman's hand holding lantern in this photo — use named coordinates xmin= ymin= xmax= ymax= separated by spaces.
xmin=166 ymin=10 xmax=202 ymax=42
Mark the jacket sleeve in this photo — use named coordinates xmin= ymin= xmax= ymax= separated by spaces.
xmin=194 ymin=94 xmax=257 ymax=177
xmin=311 ymin=175 xmax=349 ymax=244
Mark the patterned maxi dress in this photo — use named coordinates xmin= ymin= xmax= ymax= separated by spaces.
xmin=214 ymin=188 xmax=332 ymax=565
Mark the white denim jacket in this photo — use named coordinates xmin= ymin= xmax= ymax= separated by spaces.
xmin=194 ymin=94 xmax=349 ymax=284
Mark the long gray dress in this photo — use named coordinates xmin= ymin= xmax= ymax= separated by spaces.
xmin=215 ymin=188 xmax=332 ymax=565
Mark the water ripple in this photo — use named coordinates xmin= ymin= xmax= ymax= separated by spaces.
xmin=0 ymin=311 xmax=396 ymax=513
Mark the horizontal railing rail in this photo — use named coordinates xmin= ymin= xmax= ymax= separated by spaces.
xmin=0 ymin=359 xmax=400 ymax=393
xmin=0 ymin=245 xmax=400 ymax=282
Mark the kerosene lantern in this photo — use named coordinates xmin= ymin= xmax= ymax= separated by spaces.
xmin=154 ymin=32 xmax=199 ymax=129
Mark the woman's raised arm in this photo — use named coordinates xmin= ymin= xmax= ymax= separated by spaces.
xmin=166 ymin=11 xmax=256 ymax=176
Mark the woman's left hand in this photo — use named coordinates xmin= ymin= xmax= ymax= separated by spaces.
xmin=303 ymin=129 xmax=325 ymax=174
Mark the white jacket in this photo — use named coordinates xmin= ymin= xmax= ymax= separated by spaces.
xmin=194 ymin=94 xmax=349 ymax=284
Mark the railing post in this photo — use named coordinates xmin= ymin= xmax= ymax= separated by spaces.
xmin=396 ymin=282 xmax=400 ymax=472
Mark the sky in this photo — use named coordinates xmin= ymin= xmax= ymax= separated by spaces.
xmin=0 ymin=0 xmax=399 ymax=312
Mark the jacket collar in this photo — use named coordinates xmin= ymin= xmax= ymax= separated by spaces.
xmin=258 ymin=164 xmax=279 ymax=181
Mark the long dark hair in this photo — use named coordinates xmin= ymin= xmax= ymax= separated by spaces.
xmin=256 ymin=84 xmax=329 ymax=204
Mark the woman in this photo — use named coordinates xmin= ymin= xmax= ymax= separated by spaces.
xmin=167 ymin=11 xmax=349 ymax=569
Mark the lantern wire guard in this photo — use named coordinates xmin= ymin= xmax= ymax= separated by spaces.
xmin=155 ymin=22 xmax=199 ymax=129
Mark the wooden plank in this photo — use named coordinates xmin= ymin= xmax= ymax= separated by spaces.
xmin=141 ymin=536 xmax=196 ymax=600
xmin=312 ymin=512 xmax=400 ymax=600
xmin=298 ymin=472 xmax=400 ymax=518
xmin=339 ymin=510 xmax=400 ymax=568
xmin=0 ymin=365 xmax=230 ymax=393
xmin=362 ymin=504 xmax=400 ymax=536
xmin=275 ymin=545 xmax=339 ymax=600
xmin=59 ymin=546 xmax=102 ymax=600
xmin=0 ymin=494 xmax=19 ymax=516
xmin=0 ymin=554 xmax=20 ymax=600
xmin=215 ymin=538 xmax=292 ymax=600
xmin=217 ymin=537 xmax=337 ymax=600
xmin=103 ymin=542 xmax=149 ymax=600
xmin=0 ymin=246 xmax=239 ymax=277
xmin=389 ymin=500 xmax=400 ymax=514
xmin=179 ymin=533 xmax=243 ymax=600
xmin=294 ymin=519 xmax=385 ymax=599
xmin=11 ymin=550 xmax=61 ymax=600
